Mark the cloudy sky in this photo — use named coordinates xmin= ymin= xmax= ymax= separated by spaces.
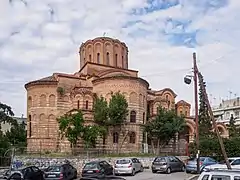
xmin=0 ymin=0 xmax=239 ymax=117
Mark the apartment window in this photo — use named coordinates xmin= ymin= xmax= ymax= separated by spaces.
xmin=235 ymin=111 xmax=239 ymax=118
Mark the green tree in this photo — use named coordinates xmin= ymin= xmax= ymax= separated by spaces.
xmin=108 ymin=92 xmax=128 ymax=126
xmin=82 ymin=125 xmax=107 ymax=148
xmin=198 ymin=73 xmax=212 ymax=137
xmin=145 ymin=106 xmax=186 ymax=154
xmin=58 ymin=110 xmax=85 ymax=152
xmin=227 ymin=114 xmax=239 ymax=137
xmin=5 ymin=120 xmax=27 ymax=149
xmin=93 ymin=95 xmax=109 ymax=147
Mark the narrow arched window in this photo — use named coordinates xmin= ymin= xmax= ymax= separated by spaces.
xmin=129 ymin=132 xmax=136 ymax=144
xmin=113 ymin=132 xmax=119 ymax=143
xmin=122 ymin=56 xmax=124 ymax=68
xmin=97 ymin=53 xmax=100 ymax=63
xmin=115 ymin=54 xmax=118 ymax=67
xmin=85 ymin=100 xmax=89 ymax=109
xmin=130 ymin=111 xmax=136 ymax=123
xmin=143 ymin=112 xmax=145 ymax=124
xmin=29 ymin=115 xmax=32 ymax=137
xmin=106 ymin=52 xmax=110 ymax=65
xmin=77 ymin=100 xmax=80 ymax=109
xmin=89 ymin=54 xmax=92 ymax=62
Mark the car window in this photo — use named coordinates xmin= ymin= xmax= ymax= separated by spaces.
xmin=202 ymin=175 xmax=209 ymax=180
xmin=232 ymin=159 xmax=240 ymax=165
xmin=154 ymin=157 xmax=166 ymax=162
xmin=116 ymin=159 xmax=131 ymax=164
xmin=135 ymin=158 xmax=140 ymax=163
xmin=46 ymin=166 xmax=61 ymax=172
xmin=102 ymin=161 xmax=111 ymax=167
xmin=84 ymin=162 xmax=98 ymax=170
xmin=169 ymin=157 xmax=177 ymax=162
xmin=208 ymin=158 xmax=217 ymax=162
xmin=200 ymin=157 xmax=206 ymax=162
xmin=234 ymin=176 xmax=240 ymax=180
xmin=132 ymin=159 xmax=137 ymax=163
xmin=173 ymin=157 xmax=181 ymax=162
xmin=211 ymin=175 xmax=231 ymax=180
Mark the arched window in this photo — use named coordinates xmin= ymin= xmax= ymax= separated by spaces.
xmin=113 ymin=132 xmax=119 ymax=143
xmin=130 ymin=111 xmax=136 ymax=123
xmin=85 ymin=100 xmax=89 ymax=109
xmin=106 ymin=52 xmax=110 ymax=65
xmin=89 ymin=54 xmax=92 ymax=62
xmin=29 ymin=115 xmax=32 ymax=137
xmin=77 ymin=100 xmax=80 ymax=109
xmin=129 ymin=132 xmax=136 ymax=144
xmin=115 ymin=54 xmax=118 ymax=67
xmin=166 ymin=95 xmax=169 ymax=101
xmin=97 ymin=53 xmax=100 ymax=63
xmin=143 ymin=112 xmax=145 ymax=124
xmin=185 ymin=111 xmax=188 ymax=116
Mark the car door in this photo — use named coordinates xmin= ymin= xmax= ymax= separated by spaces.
xmin=31 ymin=166 xmax=43 ymax=180
xmin=168 ymin=157 xmax=178 ymax=171
xmin=66 ymin=164 xmax=73 ymax=180
xmin=99 ymin=161 xmax=108 ymax=175
xmin=135 ymin=158 xmax=141 ymax=171
xmin=103 ymin=161 xmax=113 ymax=175
xmin=173 ymin=157 xmax=183 ymax=171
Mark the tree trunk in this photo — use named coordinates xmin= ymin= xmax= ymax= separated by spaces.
xmin=151 ymin=140 xmax=156 ymax=154
xmin=157 ymin=139 xmax=160 ymax=155
xmin=119 ymin=130 xmax=129 ymax=153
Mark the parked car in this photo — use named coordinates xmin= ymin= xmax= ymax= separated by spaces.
xmin=185 ymin=157 xmax=218 ymax=173
xmin=44 ymin=163 xmax=77 ymax=180
xmin=203 ymin=157 xmax=240 ymax=172
xmin=151 ymin=156 xmax=185 ymax=174
xmin=197 ymin=169 xmax=240 ymax=180
xmin=81 ymin=160 xmax=113 ymax=178
xmin=6 ymin=166 xmax=44 ymax=180
xmin=80 ymin=175 xmax=126 ymax=180
xmin=114 ymin=158 xmax=143 ymax=176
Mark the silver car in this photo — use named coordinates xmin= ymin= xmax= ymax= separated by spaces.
xmin=114 ymin=158 xmax=143 ymax=176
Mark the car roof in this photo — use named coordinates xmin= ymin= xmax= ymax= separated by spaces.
xmin=202 ymin=170 xmax=240 ymax=175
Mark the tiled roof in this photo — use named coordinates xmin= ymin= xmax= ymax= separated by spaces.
xmin=25 ymin=75 xmax=58 ymax=89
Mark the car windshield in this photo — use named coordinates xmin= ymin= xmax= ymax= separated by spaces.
xmin=188 ymin=157 xmax=206 ymax=162
xmin=116 ymin=159 xmax=131 ymax=164
xmin=46 ymin=166 xmax=61 ymax=172
xmin=84 ymin=162 xmax=98 ymax=170
xmin=220 ymin=159 xmax=235 ymax=164
xmin=154 ymin=157 xmax=166 ymax=162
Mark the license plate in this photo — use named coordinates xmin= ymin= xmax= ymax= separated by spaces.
xmin=87 ymin=170 xmax=93 ymax=173
xmin=48 ymin=174 xmax=56 ymax=177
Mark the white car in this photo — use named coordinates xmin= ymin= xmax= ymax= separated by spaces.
xmin=203 ymin=157 xmax=240 ymax=172
xmin=197 ymin=169 xmax=240 ymax=180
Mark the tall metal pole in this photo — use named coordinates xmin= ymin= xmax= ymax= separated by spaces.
xmin=193 ymin=52 xmax=200 ymax=174
xmin=197 ymin=72 xmax=231 ymax=169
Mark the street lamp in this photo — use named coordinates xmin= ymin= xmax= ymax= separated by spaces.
xmin=184 ymin=52 xmax=200 ymax=174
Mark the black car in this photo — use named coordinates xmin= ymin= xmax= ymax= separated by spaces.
xmin=7 ymin=166 xmax=44 ymax=180
xmin=82 ymin=161 xmax=113 ymax=178
xmin=44 ymin=163 xmax=78 ymax=180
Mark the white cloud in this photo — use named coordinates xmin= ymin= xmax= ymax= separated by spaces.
xmin=0 ymin=0 xmax=240 ymax=116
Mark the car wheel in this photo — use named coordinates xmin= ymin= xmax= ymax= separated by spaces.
xmin=181 ymin=166 xmax=185 ymax=172
xmin=152 ymin=169 xmax=157 ymax=173
xmin=166 ymin=167 xmax=171 ymax=174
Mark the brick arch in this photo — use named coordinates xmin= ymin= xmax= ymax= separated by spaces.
xmin=161 ymin=88 xmax=177 ymax=98
xmin=63 ymin=95 xmax=69 ymax=102
xmin=39 ymin=113 xmax=46 ymax=138
xmin=48 ymin=114 xmax=56 ymax=138
xmin=129 ymin=92 xmax=137 ymax=104
xmin=49 ymin=94 xmax=56 ymax=107
xmin=32 ymin=114 xmax=37 ymax=136
xmin=73 ymin=94 xmax=83 ymax=109
xmin=216 ymin=123 xmax=228 ymax=137
xmin=40 ymin=94 xmax=47 ymax=107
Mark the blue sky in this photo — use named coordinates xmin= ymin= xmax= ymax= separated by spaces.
xmin=0 ymin=0 xmax=239 ymax=116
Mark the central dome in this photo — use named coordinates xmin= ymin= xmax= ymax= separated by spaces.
xmin=79 ymin=37 xmax=129 ymax=69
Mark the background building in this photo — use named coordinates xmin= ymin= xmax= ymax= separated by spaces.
xmin=213 ymin=97 xmax=240 ymax=125
xmin=1 ymin=115 xmax=27 ymax=134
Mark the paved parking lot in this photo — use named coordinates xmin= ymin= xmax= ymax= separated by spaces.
xmin=118 ymin=169 xmax=194 ymax=180
xmin=78 ymin=170 xmax=196 ymax=180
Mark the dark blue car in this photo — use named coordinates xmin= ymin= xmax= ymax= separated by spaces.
xmin=185 ymin=157 xmax=218 ymax=173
